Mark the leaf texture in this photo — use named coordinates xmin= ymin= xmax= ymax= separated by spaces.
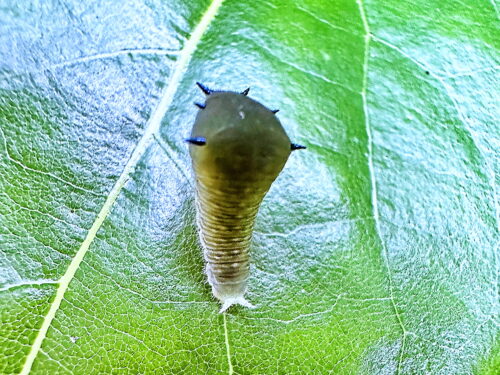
xmin=0 ymin=0 xmax=498 ymax=374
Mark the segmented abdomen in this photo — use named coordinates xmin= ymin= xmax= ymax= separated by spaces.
xmin=195 ymin=175 xmax=269 ymax=309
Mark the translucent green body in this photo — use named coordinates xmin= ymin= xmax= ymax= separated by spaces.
xmin=189 ymin=92 xmax=291 ymax=312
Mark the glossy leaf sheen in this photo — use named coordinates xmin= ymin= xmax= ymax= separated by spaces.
xmin=0 ymin=0 xmax=498 ymax=374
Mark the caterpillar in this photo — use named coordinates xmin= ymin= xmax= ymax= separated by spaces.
xmin=186 ymin=82 xmax=305 ymax=312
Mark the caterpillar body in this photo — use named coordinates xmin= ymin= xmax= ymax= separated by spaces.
xmin=187 ymin=83 xmax=305 ymax=312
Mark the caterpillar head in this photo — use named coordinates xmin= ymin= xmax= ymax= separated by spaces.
xmin=187 ymin=83 xmax=305 ymax=183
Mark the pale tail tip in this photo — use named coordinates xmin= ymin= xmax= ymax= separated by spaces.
xmin=219 ymin=297 xmax=255 ymax=313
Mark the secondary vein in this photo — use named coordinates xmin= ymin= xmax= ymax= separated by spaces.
xmin=355 ymin=1 xmax=407 ymax=374
xmin=19 ymin=0 xmax=225 ymax=373
xmin=223 ymin=313 xmax=234 ymax=375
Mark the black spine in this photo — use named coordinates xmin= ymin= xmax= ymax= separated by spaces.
xmin=196 ymin=82 xmax=213 ymax=95
xmin=291 ymin=143 xmax=306 ymax=150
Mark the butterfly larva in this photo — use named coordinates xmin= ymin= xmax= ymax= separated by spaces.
xmin=186 ymin=82 xmax=305 ymax=312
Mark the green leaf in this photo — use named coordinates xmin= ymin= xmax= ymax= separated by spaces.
xmin=1 ymin=0 xmax=498 ymax=374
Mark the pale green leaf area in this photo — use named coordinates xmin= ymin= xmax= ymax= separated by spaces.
xmin=0 ymin=0 xmax=498 ymax=374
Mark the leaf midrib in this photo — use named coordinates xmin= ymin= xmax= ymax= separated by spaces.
xmin=18 ymin=0 xmax=225 ymax=373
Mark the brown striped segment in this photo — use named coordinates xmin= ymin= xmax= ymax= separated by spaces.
xmin=195 ymin=176 xmax=272 ymax=295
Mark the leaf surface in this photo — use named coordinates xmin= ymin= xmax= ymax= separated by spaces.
xmin=0 ymin=0 xmax=498 ymax=374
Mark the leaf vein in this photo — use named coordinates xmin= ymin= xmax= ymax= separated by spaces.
xmin=0 ymin=280 xmax=58 ymax=293
xmin=356 ymin=2 xmax=407 ymax=374
xmin=18 ymin=0 xmax=225 ymax=372
xmin=49 ymin=48 xmax=179 ymax=70
xmin=0 ymin=127 xmax=101 ymax=197
xmin=153 ymin=133 xmax=193 ymax=187
xmin=223 ymin=313 xmax=234 ymax=375
xmin=295 ymin=5 xmax=358 ymax=36
xmin=240 ymin=294 xmax=344 ymax=325
xmin=237 ymin=33 xmax=358 ymax=95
